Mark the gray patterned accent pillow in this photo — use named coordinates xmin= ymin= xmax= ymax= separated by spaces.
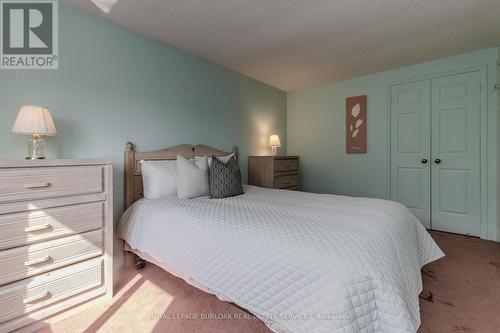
xmin=209 ymin=155 xmax=244 ymax=199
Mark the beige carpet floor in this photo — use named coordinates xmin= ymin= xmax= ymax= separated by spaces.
xmin=35 ymin=231 xmax=500 ymax=333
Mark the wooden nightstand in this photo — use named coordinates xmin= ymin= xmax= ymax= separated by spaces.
xmin=248 ymin=156 xmax=300 ymax=190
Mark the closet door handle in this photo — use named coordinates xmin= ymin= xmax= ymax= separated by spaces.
xmin=434 ymin=159 xmax=442 ymax=164
xmin=421 ymin=159 xmax=428 ymax=164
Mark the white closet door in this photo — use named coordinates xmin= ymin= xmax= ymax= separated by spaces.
xmin=430 ymin=71 xmax=481 ymax=236
xmin=390 ymin=80 xmax=431 ymax=228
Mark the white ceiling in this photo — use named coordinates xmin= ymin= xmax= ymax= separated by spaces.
xmin=63 ymin=0 xmax=500 ymax=91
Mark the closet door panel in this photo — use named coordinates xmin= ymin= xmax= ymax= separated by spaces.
xmin=390 ymin=80 xmax=431 ymax=228
xmin=431 ymin=71 xmax=481 ymax=236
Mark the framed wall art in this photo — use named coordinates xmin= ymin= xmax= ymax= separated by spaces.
xmin=346 ymin=95 xmax=367 ymax=154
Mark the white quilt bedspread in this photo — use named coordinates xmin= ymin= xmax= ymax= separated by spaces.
xmin=118 ymin=185 xmax=444 ymax=333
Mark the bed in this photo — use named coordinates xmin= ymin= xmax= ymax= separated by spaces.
xmin=118 ymin=142 xmax=444 ymax=333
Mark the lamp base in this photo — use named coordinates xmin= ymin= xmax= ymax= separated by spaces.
xmin=27 ymin=134 xmax=45 ymax=160
xmin=270 ymin=146 xmax=278 ymax=156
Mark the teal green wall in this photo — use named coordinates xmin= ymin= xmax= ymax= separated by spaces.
xmin=287 ymin=48 xmax=499 ymax=241
xmin=497 ymin=47 xmax=500 ymax=242
xmin=0 ymin=4 xmax=286 ymax=265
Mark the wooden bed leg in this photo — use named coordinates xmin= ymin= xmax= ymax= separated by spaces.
xmin=134 ymin=254 xmax=146 ymax=270
xmin=124 ymin=250 xmax=134 ymax=267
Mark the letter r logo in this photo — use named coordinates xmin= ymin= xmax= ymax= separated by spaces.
xmin=2 ymin=2 xmax=53 ymax=54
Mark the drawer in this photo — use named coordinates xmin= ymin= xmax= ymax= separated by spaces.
xmin=0 ymin=165 xmax=104 ymax=204
xmin=0 ymin=201 xmax=104 ymax=250
xmin=0 ymin=257 xmax=102 ymax=324
xmin=275 ymin=159 xmax=298 ymax=172
xmin=0 ymin=230 xmax=102 ymax=285
xmin=274 ymin=174 xmax=299 ymax=189
xmin=285 ymin=186 xmax=299 ymax=191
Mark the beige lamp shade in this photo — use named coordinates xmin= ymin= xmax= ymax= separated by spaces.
xmin=268 ymin=134 xmax=281 ymax=147
xmin=11 ymin=105 xmax=57 ymax=136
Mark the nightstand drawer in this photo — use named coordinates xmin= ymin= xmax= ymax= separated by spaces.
xmin=0 ymin=201 xmax=104 ymax=251
xmin=0 ymin=257 xmax=102 ymax=324
xmin=275 ymin=174 xmax=299 ymax=189
xmin=0 ymin=230 xmax=103 ymax=286
xmin=0 ymin=165 xmax=104 ymax=204
xmin=275 ymin=159 xmax=299 ymax=172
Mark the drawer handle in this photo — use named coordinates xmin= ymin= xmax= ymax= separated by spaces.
xmin=24 ymin=182 xmax=51 ymax=189
xmin=285 ymin=181 xmax=291 ymax=185
xmin=25 ymin=255 xmax=51 ymax=266
xmin=23 ymin=291 xmax=50 ymax=304
xmin=25 ymin=223 xmax=51 ymax=233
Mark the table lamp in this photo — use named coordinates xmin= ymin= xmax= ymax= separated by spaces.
xmin=269 ymin=134 xmax=281 ymax=156
xmin=11 ymin=105 xmax=57 ymax=159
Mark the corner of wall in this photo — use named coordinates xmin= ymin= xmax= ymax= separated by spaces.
xmin=496 ymin=47 xmax=500 ymax=242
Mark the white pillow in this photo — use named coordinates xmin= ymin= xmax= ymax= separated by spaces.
xmin=177 ymin=155 xmax=209 ymax=199
xmin=140 ymin=160 xmax=177 ymax=199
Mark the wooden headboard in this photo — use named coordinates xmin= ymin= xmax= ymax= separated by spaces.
xmin=124 ymin=142 xmax=238 ymax=209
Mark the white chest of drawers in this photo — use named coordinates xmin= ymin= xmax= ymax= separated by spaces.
xmin=0 ymin=159 xmax=113 ymax=333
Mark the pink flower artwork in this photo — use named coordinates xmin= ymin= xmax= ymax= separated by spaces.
xmin=346 ymin=95 xmax=367 ymax=154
